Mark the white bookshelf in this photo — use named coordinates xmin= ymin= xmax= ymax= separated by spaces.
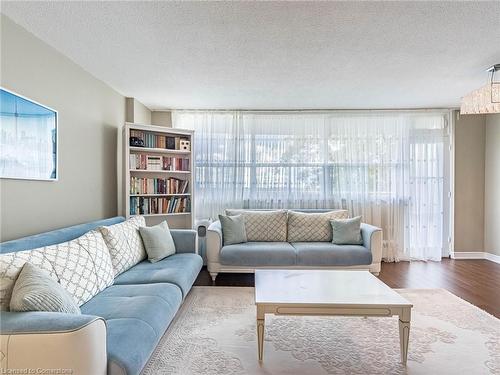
xmin=123 ymin=123 xmax=194 ymax=229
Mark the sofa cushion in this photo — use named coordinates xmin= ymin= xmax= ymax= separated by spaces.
xmin=287 ymin=210 xmax=348 ymax=242
xmin=139 ymin=221 xmax=176 ymax=263
xmin=219 ymin=214 xmax=247 ymax=245
xmin=0 ymin=248 xmax=58 ymax=311
xmin=10 ymin=263 xmax=81 ymax=314
xmin=99 ymin=216 xmax=147 ymax=276
xmin=81 ymin=283 xmax=182 ymax=375
xmin=331 ymin=216 xmax=363 ymax=245
xmin=0 ymin=230 xmax=114 ymax=310
xmin=220 ymin=242 xmax=296 ymax=266
xmin=225 ymin=209 xmax=287 ymax=242
xmin=292 ymin=242 xmax=372 ymax=266
xmin=113 ymin=253 xmax=202 ymax=298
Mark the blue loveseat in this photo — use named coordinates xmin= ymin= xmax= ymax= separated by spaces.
xmin=207 ymin=209 xmax=382 ymax=281
xmin=0 ymin=216 xmax=202 ymax=375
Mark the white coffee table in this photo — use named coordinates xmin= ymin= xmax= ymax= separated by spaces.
xmin=255 ymin=269 xmax=413 ymax=365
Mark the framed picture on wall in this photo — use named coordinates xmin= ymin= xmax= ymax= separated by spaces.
xmin=0 ymin=87 xmax=58 ymax=181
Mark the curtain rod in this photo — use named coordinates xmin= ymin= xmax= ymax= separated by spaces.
xmin=161 ymin=108 xmax=457 ymax=114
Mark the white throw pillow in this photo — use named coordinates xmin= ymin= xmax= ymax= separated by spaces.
xmin=225 ymin=210 xmax=288 ymax=242
xmin=98 ymin=216 xmax=146 ymax=276
xmin=287 ymin=210 xmax=349 ymax=242
xmin=0 ymin=230 xmax=115 ymax=310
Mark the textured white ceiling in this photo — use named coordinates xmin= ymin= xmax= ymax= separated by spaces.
xmin=2 ymin=1 xmax=500 ymax=110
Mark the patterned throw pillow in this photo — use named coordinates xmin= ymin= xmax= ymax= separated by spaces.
xmin=287 ymin=210 xmax=349 ymax=242
xmin=225 ymin=210 xmax=287 ymax=242
xmin=78 ymin=230 xmax=115 ymax=291
xmin=99 ymin=216 xmax=146 ymax=276
xmin=0 ymin=230 xmax=115 ymax=310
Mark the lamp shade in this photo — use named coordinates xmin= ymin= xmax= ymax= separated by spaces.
xmin=460 ymin=83 xmax=500 ymax=114
xmin=461 ymin=65 xmax=500 ymax=114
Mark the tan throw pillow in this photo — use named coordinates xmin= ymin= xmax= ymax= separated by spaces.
xmin=225 ymin=209 xmax=287 ymax=242
xmin=99 ymin=216 xmax=147 ymax=276
xmin=287 ymin=210 xmax=349 ymax=242
xmin=0 ymin=230 xmax=115 ymax=310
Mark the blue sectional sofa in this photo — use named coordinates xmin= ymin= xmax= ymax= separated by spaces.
xmin=0 ymin=216 xmax=202 ymax=375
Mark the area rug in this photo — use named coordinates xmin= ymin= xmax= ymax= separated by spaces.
xmin=142 ymin=287 xmax=500 ymax=375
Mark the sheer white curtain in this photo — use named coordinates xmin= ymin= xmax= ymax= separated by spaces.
xmin=173 ymin=110 xmax=450 ymax=261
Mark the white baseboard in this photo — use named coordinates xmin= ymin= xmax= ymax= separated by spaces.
xmin=485 ymin=252 xmax=500 ymax=264
xmin=451 ymin=251 xmax=500 ymax=264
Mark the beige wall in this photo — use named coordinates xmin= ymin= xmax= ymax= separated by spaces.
xmin=151 ymin=111 xmax=172 ymax=127
xmin=133 ymin=100 xmax=151 ymax=124
xmin=125 ymin=98 xmax=151 ymax=124
xmin=0 ymin=15 xmax=126 ymax=241
xmin=454 ymin=113 xmax=486 ymax=252
xmin=484 ymin=114 xmax=500 ymax=256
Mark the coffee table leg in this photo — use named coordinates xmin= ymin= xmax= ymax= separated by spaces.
xmin=398 ymin=308 xmax=411 ymax=365
xmin=257 ymin=305 xmax=265 ymax=361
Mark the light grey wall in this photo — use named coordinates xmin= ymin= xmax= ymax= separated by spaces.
xmin=134 ymin=100 xmax=152 ymax=124
xmin=125 ymin=98 xmax=151 ymax=124
xmin=151 ymin=111 xmax=172 ymax=127
xmin=125 ymin=98 xmax=151 ymax=125
xmin=454 ymin=113 xmax=486 ymax=252
xmin=0 ymin=15 xmax=126 ymax=241
xmin=484 ymin=114 xmax=500 ymax=256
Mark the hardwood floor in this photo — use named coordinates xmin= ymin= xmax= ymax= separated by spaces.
xmin=194 ymin=259 xmax=500 ymax=318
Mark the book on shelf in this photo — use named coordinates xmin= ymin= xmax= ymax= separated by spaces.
xmin=130 ymin=177 xmax=189 ymax=195
xmin=129 ymin=154 xmax=190 ymax=171
xmin=130 ymin=130 xmax=189 ymax=151
xmin=130 ymin=196 xmax=190 ymax=215
xmin=166 ymin=136 xmax=176 ymax=150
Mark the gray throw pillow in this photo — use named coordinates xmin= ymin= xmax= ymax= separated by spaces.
xmin=330 ymin=216 xmax=364 ymax=245
xmin=219 ymin=214 xmax=247 ymax=245
xmin=10 ymin=262 xmax=81 ymax=314
xmin=139 ymin=221 xmax=176 ymax=263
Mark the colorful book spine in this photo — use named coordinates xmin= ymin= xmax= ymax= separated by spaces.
xmin=130 ymin=196 xmax=190 ymax=215
xmin=130 ymin=177 xmax=189 ymax=195
xmin=130 ymin=131 xmax=189 ymax=151
xmin=129 ymin=154 xmax=190 ymax=171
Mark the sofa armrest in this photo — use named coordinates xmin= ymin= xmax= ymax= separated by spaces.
xmin=171 ymin=229 xmax=198 ymax=254
xmin=207 ymin=221 xmax=223 ymax=264
xmin=1 ymin=312 xmax=107 ymax=375
xmin=1 ymin=311 xmax=101 ymax=334
xmin=361 ymin=223 xmax=383 ymax=265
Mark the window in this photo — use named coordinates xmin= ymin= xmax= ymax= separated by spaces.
xmin=174 ymin=110 xmax=451 ymax=261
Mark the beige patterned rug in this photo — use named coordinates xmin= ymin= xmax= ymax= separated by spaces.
xmin=143 ymin=287 xmax=500 ymax=375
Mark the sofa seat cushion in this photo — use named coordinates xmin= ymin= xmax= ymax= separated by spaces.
xmin=220 ymin=242 xmax=296 ymax=267
xmin=113 ymin=253 xmax=202 ymax=298
xmin=292 ymin=242 xmax=372 ymax=266
xmin=81 ymin=283 xmax=182 ymax=375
